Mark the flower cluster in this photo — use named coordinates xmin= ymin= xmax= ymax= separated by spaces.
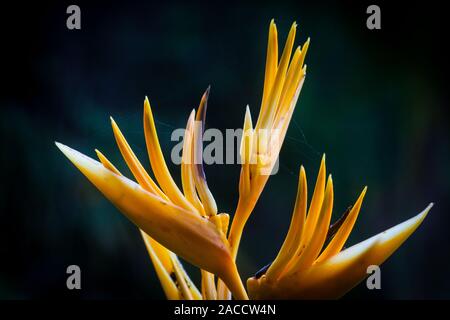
xmin=56 ymin=20 xmax=432 ymax=300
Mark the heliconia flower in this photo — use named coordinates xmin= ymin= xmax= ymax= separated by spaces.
xmin=56 ymin=19 xmax=433 ymax=301
xmin=55 ymin=89 xmax=248 ymax=300
xmin=246 ymin=156 xmax=433 ymax=299
xmin=218 ymin=19 xmax=309 ymax=299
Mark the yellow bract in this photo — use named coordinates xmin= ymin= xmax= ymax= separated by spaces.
xmin=55 ymin=89 xmax=249 ymax=300
xmin=247 ymin=158 xmax=433 ymax=299
xmin=218 ymin=18 xmax=309 ymax=300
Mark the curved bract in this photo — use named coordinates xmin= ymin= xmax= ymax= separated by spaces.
xmin=247 ymin=161 xmax=432 ymax=299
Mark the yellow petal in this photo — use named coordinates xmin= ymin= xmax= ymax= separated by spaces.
xmin=143 ymin=97 xmax=197 ymax=213
xmin=240 ymin=105 xmax=254 ymax=166
xmin=201 ymin=270 xmax=217 ymax=300
xmin=181 ymin=110 xmax=205 ymax=215
xmin=110 ymin=117 xmax=167 ymax=200
xmin=274 ymin=46 xmax=301 ymax=124
xmin=286 ymin=174 xmax=334 ymax=274
xmin=258 ymin=22 xmax=297 ymax=129
xmin=239 ymin=106 xmax=254 ymax=196
xmin=276 ymin=64 xmax=307 ymax=142
xmin=95 ymin=149 xmax=122 ymax=175
xmin=192 ymin=88 xmax=218 ymax=216
xmin=141 ymin=231 xmax=202 ymax=300
xmin=170 ymin=252 xmax=194 ymax=300
xmin=140 ymin=230 xmax=181 ymax=300
xmin=316 ymin=186 xmax=367 ymax=262
xmin=274 ymin=44 xmax=307 ymax=128
xmin=266 ymin=165 xmax=307 ymax=280
xmin=248 ymin=203 xmax=432 ymax=299
xmin=299 ymin=38 xmax=310 ymax=69
xmin=210 ymin=213 xmax=230 ymax=236
xmin=301 ymin=154 xmax=326 ymax=245
xmin=258 ymin=19 xmax=278 ymax=127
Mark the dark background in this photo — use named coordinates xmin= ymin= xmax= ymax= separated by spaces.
xmin=0 ymin=0 xmax=448 ymax=299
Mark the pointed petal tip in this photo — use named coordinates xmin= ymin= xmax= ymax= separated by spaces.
xmin=299 ymin=165 xmax=306 ymax=180
xmin=110 ymin=117 xmax=121 ymax=133
xmin=144 ymin=98 xmax=152 ymax=116
xmin=55 ymin=141 xmax=70 ymax=154
xmin=244 ymin=105 xmax=252 ymax=118
xmin=197 ymin=89 xmax=210 ymax=123
xmin=55 ymin=142 xmax=98 ymax=170
xmin=204 ymin=85 xmax=211 ymax=98
xmin=361 ymin=186 xmax=368 ymax=197
xmin=320 ymin=154 xmax=326 ymax=168
xmin=419 ymin=202 xmax=433 ymax=219
xmin=349 ymin=202 xmax=433 ymax=265
xmin=243 ymin=106 xmax=253 ymax=132
xmin=55 ymin=142 xmax=74 ymax=159
xmin=400 ymin=203 xmax=432 ymax=228
xmin=144 ymin=96 xmax=151 ymax=109
xmin=244 ymin=105 xmax=251 ymax=122
xmin=270 ymin=19 xmax=276 ymax=28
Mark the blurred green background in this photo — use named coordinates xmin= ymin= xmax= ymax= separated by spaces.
xmin=0 ymin=0 xmax=448 ymax=299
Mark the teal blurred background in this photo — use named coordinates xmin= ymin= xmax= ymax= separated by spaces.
xmin=0 ymin=1 xmax=448 ymax=299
